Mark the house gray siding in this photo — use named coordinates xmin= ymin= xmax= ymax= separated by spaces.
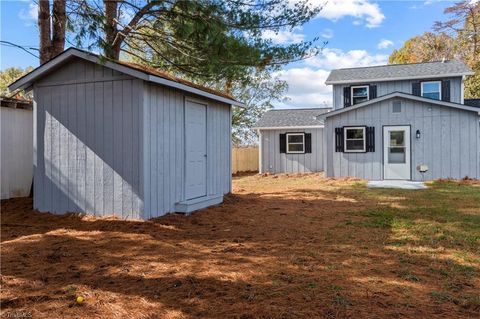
xmin=259 ymin=128 xmax=324 ymax=174
xmin=143 ymin=83 xmax=231 ymax=218
xmin=332 ymin=77 xmax=462 ymax=109
xmin=33 ymin=58 xmax=144 ymax=218
xmin=33 ymin=57 xmax=232 ymax=219
xmin=325 ymin=97 xmax=480 ymax=181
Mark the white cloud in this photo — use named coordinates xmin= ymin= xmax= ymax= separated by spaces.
xmin=274 ymin=68 xmax=332 ymax=108
xmin=311 ymin=0 xmax=385 ymax=28
xmin=18 ymin=1 xmax=37 ymax=26
xmin=306 ymin=48 xmax=388 ymax=69
xmin=262 ymin=29 xmax=305 ymax=44
xmin=273 ymin=48 xmax=389 ymax=108
xmin=377 ymin=39 xmax=394 ymax=49
xmin=321 ymin=28 xmax=333 ymax=39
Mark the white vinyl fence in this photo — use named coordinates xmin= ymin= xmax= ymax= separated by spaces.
xmin=1 ymin=106 xmax=33 ymax=199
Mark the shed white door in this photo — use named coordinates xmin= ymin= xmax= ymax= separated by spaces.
xmin=185 ymin=101 xmax=207 ymax=199
xmin=383 ymin=126 xmax=411 ymax=180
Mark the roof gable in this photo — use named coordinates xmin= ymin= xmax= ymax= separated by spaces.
xmin=325 ymin=60 xmax=474 ymax=85
xmin=8 ymin=48 xmax=243 ymax=107
xmin=324 ymin=92 xmax=480 ymax=118
xmin=253 ymin=108 xmax=331 ymax=129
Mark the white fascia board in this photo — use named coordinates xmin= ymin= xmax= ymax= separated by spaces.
xmin=253 ymin=125 xmax=324 ymax=130
xmin=324 ymin=92 xmax=480 ymax=118
xmin=8 ymin=50 xmax=76 ymax=91
xmin=325 ymin=72 xmax=475 ymax=85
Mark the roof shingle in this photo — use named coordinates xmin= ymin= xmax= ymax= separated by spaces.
xmin=253 ymin=108 xmax=331 ymax=129
xmin=325 ymin=60 xmax=474 ymax=85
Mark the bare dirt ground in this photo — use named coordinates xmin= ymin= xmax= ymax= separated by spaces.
xmin=1 ymin=173 xmax=479 ymax=319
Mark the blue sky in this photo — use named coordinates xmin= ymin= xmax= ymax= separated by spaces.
xmin=0 ymin=0 xmax=458 ymax=108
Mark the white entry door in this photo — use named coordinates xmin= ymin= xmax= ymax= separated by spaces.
xmin=383 ymin=126 xmax=411 ymax=180
xmin=185 ymin=100 xmax=207 ymax=199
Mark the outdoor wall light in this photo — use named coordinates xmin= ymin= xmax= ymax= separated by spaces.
xmin=416 ymin=130 xmax=421 ymax=139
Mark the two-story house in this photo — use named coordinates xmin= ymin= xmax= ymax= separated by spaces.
xmin=323 ymin=60 xmax=480 ymax=181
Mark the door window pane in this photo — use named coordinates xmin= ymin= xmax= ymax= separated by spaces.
xmin=388 ymin=147 xmax=406 ymax=163
xmin=390 ymin=131 xmax=404 ymax=146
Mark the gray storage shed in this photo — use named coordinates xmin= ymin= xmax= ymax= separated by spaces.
xmin=9 ymin=48 xmax=243 ymax=219
xmin=254 ymin=108 xmax=331 ymax=174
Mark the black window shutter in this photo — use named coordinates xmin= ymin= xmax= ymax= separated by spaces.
xmin=442 ymin=80 xmax=450 ymax=102
xmin=279 ymin=134 xmax=286 ymax=153
xmin=343 ymin=87 xmax=351 ymax=107
xmin=335 ymin=128 xmax=344 ymax=152
xmin=412 ymin=82 xmax=421 ymax=96
xmin=366 ymin=127 xmax=375 ymax=152
xmin=369 ymin=85 xmax=377 ymax=100
xmin=305 ymin=133 xmax=312 ymax=153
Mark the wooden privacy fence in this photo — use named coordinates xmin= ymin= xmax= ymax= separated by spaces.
xmin=232 ymin=147 xmax=259 ymax=174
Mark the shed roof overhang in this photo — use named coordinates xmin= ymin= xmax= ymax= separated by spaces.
xmin=324 ymin=92 xmax=480 ymax=119
xmin=8 ymin=48 xmax=245 ymax=107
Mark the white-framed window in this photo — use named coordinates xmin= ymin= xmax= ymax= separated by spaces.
xmin=421 ymin=81 xmax=441 ymax=100
xmin=286 ymin=133 xmax=305 ymax=153
xmin=351 ymin=85 xmax=369 ymax=105
xmin=344 ymin=127 xmax=366 ymax=152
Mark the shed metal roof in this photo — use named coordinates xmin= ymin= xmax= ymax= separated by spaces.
xmin=8 ymin=48 xmax=243 ymax=107
xmin=253 ymin=108 xmax=332 ymax=129
xmin=325 ymin=60 xmax=474 ymax=85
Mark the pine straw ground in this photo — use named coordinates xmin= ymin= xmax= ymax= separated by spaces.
xmin=1 ymin=174 xmax=479 ymax=319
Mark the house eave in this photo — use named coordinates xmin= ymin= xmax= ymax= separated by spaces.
xmin=253 ymin=125 xmax=324 ymax=130
xmin=325 ymin=72 xmax=475 ymax=85
xmin=324 ymin=92 xmax=480 ymax=118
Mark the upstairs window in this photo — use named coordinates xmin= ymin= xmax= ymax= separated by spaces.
xmin=344 ymin=127 xmax=366 ymax=152
xmin=286 ymin=133 xmax=305 ymax=153
xmin=351 ymin=86 xmax=369 ymax=105
xmin=421 ymin=81 xmax=441 ymax=100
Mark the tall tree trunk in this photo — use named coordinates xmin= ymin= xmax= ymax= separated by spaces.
xmin=38 ymin=0 xmax=66 ymax=64
xmin=38 ymin=0 xmax=52 ymax=64
xmin=104 ymin=0 xmax=118 ymax=59
xmin=52 ymin=0 xmax=66 ymax=58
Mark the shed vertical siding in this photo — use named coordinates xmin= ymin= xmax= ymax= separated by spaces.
xmin=259 ymin=128 xmax=324 ymax=174
xmin=332 ymin=77 xmax=463 ymax=110
xmin=1 ymin=107 xmax=33 ymax=199
xmin=143 ymin=83 xmax=231 ymax=218
xmin=325 ymin=98 xmax=480 ymax=180
xmin=33 ymin=59 xmax=144 ymax=218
